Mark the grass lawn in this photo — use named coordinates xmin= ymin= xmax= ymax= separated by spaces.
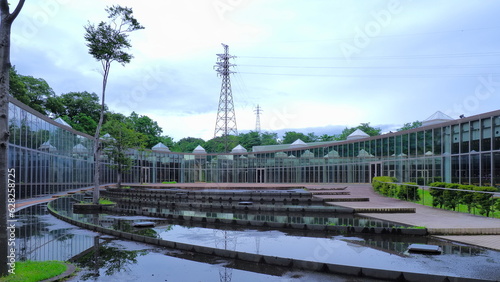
xmin=0 ymin=261 xmax=67 ymax=282
xmin=98 ymin=198 xmax=116 ymax=205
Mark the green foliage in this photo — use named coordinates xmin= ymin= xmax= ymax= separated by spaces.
xmin=238 ymin=131 xmax=261 ymax=150
xmin=128 ymin=112 xmax=162 ymax=148
xmin=260 ymin=131 xmax=279 ymax=145
xmin=84 ymin=5 xmax=144 ymax=66
xmin=335 ymin=123 xmax=381 ymax=141
xmin=99 ymin=198 xmax=115 ymax=205
xmin=397 ymin=182 xmax=420 ymax=201
xmin=102 ymin=119 xmax=146 ymax=186
xmin=9 ymin=67 xmax=56 ymax=115
xmin=397 ymin=121 xmax=422 ymax=132
xmin=282 ymin=131 xmax=318 ymax=144
xmin=161 ymin=181 xmax=177 ymax=184
xmin=0 ymin=260 xmax=66 ymax=282
xmin=474 ymin=186 xmax=498 ymax=217
xmin=372 ymin=176 xmax=398 ymax=197
xmin=428 ymin=182 xmax=499 ymax=217
xmin=47 ymin=91 xmax=103 ymax=135
xmin=174 ymin=137 xmax=206 ymax=153
xmin=428 ymin=182 xmax=447 ymax=208
xmin=204 ymin=135 xmax=239 ymax=153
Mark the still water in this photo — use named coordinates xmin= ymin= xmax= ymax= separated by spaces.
xmin=15 ymin=198 xmax=500 ymax=281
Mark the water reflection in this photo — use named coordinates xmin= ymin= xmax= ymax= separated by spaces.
xmin=74 ymin=238 xmax=147 ymax=280
xmin=47 ymin=196 xmax=500 ymax=280
xmin=15 ymin=204 xmax=97 ymax=261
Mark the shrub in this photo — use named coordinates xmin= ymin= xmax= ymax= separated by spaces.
xmin=428 ymin=182 xmax=447 ymax=208
xmin=459 ymin=185 xmax=476 ymax=213
xmin=443 ymin=183 xmax=461 ymax=211
xmin=474 ymin=186 xmax=498 ymax=217
xmin=397 ymin=182 xmax=420 ymax=202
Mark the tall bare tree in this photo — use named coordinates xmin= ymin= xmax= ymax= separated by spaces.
xmin=84 ymin=5 xmax=143 ymax=204
xmin=0 ymin=0 xmax=25 ymax=276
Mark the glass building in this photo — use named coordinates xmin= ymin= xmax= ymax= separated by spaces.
xmin=8 ymin=96 xmax=500 ymax=199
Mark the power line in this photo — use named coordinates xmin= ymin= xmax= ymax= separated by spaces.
xmin=238 ymin=72 xmax=500 ymax=78
xmin=238 ymin=51 xmax=500 ymax=61
xmin=238 ymin=63 xmax=500 ymax=70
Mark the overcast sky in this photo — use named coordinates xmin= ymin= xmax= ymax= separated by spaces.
xmin=10 ymin=0 xmax=500 ymax=141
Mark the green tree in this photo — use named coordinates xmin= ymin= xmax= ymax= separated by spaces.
xmin=128 ymin=112 xmax=162 ymax=148
xmin=397 ymin=121 xmax=422 ymax=132
xmin=260 ymin=131 xmax=279 ymax=145
xmin=84 ymin=5 xmax=144 ymax=203
xmin=46 ymin=91 xmax=103 ymax=135
xmin=239 ymin=131 xmax=260 ymax=151
xmin=158 ymin=135 xmax=175 ymax=149
xmin=335 ymin=123 xmax=381 ymax=140
xmin=174 ymin=137 xmax=205 ymax=153
xmin=205 ymin=135 xmax=239 ymax=153
xmin=102 ymin=119 xmax=145 ymax=188
xmin=282 ymin=131 xmax=312 ymax=144
xmin=9 ymin=67 xmax=55 ymax=115
xmin=0 ymin=0 xmax=25 ymax=275
xmin=319 ymin=134 xmax=334 ymax=142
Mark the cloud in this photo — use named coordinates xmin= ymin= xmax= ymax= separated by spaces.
xmin=9 ymin=0 xmax=500 ymax=142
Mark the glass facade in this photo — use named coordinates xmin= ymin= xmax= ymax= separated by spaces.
xmin=8 ymin=96 xmax=500 ymax=200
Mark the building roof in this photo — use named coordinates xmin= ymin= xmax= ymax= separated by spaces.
xmin=152 ymin=142 xmax=171 ymax=152
xmin=72 ymin=144 xmax=88 ymax=154
xmin=231 ymin=144 xmax=247 ymax=153
xmin=422 ymin=111 xmax=454 ymax=126
xmin=289 ymin=139 xmax=307 ymax=148
xmin=347 ymin=129 xmax=369 ymax=140
xmin=192 ymin=145 xmax=206 ymax=154
xmin=39 ymin=141 xmax=56 ymax=152
xmin=54 ymin=117 xmax=71 ymax=128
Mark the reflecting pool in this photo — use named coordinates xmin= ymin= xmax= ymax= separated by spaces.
xmin=45 ymin=196 xmax=500 ymax=281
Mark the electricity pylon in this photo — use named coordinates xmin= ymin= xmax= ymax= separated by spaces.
xmin=214 ymin=43 xmax=237 ymax=152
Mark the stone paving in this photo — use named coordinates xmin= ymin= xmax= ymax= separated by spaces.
xmin=310 ymin=183 xmax=500 ymax=251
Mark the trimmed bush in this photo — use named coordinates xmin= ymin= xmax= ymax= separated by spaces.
xmin=397 ymin=182 xmax=420 ymax=202
xmin=428 ymin=182 xmax=447 ymax=208
xmin=474 ymin=186 xmax=498 ymax=217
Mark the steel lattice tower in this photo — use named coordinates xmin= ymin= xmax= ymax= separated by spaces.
xmin=214 ymin=43 xmax=237 ymax=151
xmin=254 ymin=104 xmax=262 ymax=132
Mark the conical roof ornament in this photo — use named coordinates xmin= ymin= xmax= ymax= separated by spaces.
xmin=422 ymin=111 xmax=453 ymax=126
xmin=231 ymin=144 xmax=247 ymax=153
xmin=152 ymin=142 xmax=171 ymax=152
xmin=193 ymin=145 xmax=206 ymax=154
xmin=39 ymin=141 xmax=57 ymax=152
xmin=347 ymin=129 xmax=369 ymax=140
xmin=54 ymin=117 xmax=71 ymax=128
xmin=72 ymin=144 xmax=88 ymax=154
xmin=289 ymin=139 xmax=307 ymax=148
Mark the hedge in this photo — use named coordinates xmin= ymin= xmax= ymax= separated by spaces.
xmin=373 ymin=178 xmax=500 ymax=217
xmin=372 ymin=177 xmax=420 ymax=202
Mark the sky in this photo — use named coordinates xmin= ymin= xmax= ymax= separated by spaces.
xmin=10 ymin=0 xmax=500 ymax=142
